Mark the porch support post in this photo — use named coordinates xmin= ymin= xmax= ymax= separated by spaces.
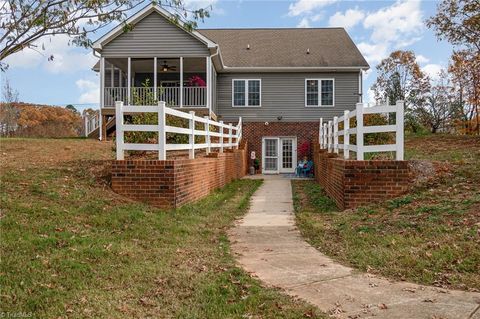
xmin=100 ymin=56 xmax=105 ymax=109
xmin=127 ymin=57 xmax=131 ymax=104
xmin=206 ymin=56 xmax=211 ymax=111
xmin=153 ymin=57 xmax=157 ymax=100
xmin=110 ymin=63 xmax=114 ymax=88
xmin=180 ymin=57 xmax=183 ymax=107
xmin=99 ymin=56 xmax=105 ymax=141
xmin=119 ymin=69 xmax=122 ymax=88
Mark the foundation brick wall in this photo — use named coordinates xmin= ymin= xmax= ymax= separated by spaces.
xmin=242 ymin=122 xmax=318 ymax=172
xmin=313 ymin=142 xmax=412 ymax=210
xmin=111 ymin=144 xmax=248 ymax=208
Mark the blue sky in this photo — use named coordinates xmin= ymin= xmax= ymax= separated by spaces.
xmin=2 ymin=0 xmax=452 ymax=111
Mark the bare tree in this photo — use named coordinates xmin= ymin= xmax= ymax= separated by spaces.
xmin=0 ymin=0 xmax=211 ymax=70
xmin=416 ymin=70 xmax=457 ymax=133
xmin=0 ymin=78 xmax=19 ymax=136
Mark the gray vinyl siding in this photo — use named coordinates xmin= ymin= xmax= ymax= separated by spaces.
xmin=216 ymin=72 xmax=359 ymax=122
xmin=101 ymin=12 xmax=209 ymax=57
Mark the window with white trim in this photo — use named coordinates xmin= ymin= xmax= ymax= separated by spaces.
xmin=233 ymin=79 xmax=261 ymax=106
xmin=305 ymin=79 xmax=334 ymax=106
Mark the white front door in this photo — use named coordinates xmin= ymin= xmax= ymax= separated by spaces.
xmin=262 ymin=137 xmax=279 ymax=174
xmin=262 ymin=137 xmax=297 ymax=174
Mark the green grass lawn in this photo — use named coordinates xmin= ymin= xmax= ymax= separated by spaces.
xmin=293 ymin=134 xmax=480 ymax=292
xmin=0 ymin=138 xmax=323 ymax=318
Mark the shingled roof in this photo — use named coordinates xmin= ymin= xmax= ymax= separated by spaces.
xmin=199 ymin=28 xmax=369 ymax=69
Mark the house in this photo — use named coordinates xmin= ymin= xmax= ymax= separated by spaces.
xmin=92 ymin=4 xmax=369 ymax=174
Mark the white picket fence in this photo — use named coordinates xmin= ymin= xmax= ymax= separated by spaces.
xmin=115 ymin=101 xmax=242 ymax=160
xmin=319 ymin=100 xmax=404 ymax=160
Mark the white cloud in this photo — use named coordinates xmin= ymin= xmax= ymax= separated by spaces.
xmin=76 ymin=78 xmax=99 ymax=104
xmin=363 ymin=0 xmax=423 ymax=45
xmin=4 ymin=34 xmax=96 ymax=74
xmin=422 ymin=64 xmax=443 ymax=80
xmin=357 ymin=42 xmax=389 ymax=65
xmin=288 ymin=0 xmax=338 ymax=16
xmin=416 ymin=54 xmax=430 ymax=64
xmin=328 ymin=8 xmax=365 ymax=30
xmin=349 ymin=0 xmax=424 ymax=66
xmin=297 ymin=17 xmax=311 ymax=28
xmin=184 ymin=0 xmax=226 ymax=16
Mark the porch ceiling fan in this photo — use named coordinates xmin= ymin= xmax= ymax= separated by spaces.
xmin=161 ymin=60 xmax=176 ymax=72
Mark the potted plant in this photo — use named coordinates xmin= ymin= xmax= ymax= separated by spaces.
xmin=253 ymin=158 xmax=260 ymax=173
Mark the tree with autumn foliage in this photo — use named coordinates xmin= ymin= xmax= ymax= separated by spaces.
xmin=14 ymin=103 xmax=83 ymax=137
xmin=371 ymin=50 xmax=430 ymax=132
xmin=427 ymin=0 xmax=480 ymax=134
xmin=448 ymin=50 xmax=480 ymax=134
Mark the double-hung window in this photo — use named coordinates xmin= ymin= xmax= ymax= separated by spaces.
xmin=232 ymin=79 xmax=261 ymax=107
xmin=305 ymin=79 xmax=334 ymax=107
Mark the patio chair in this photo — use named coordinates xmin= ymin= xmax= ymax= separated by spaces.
xmin=302 ymin=160 xmax=314 ymax=177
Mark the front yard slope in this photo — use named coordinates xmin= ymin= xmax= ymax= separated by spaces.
xmin=293 ymin=134 xmax=480 ymax=291
xmin=0 ymin=138 xmax=322 ymax=318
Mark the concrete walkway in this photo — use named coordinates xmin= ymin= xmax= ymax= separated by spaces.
xmin=230 ymin=175 xmax=480 ymax=318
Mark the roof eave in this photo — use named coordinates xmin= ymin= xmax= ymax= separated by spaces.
xmin=219 ymin=66 xmax=369 ymax=73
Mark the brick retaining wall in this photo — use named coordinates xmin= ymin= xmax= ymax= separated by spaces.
xmin=111 ymin=145 xmax=248 ymax=208
xmin=313 ymin=143 xmax=412 ymax=210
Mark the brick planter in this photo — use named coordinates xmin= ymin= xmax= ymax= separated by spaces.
xmin=313 ymin=143 xmax=412 ymax=210
xmin=111 ymin=145 xmax=248 ymax=208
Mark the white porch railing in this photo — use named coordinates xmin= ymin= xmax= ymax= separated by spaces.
xmin=115 ymin=101 xmax=242 ymax=160
xmin=319 ymin=101 xmax=404 ymax=160
xmin=84 ymin=112 xmax=99 ymax=137
xmin=183 ymin=87 xmax=206 ymax=107
xmin=104 ymin=87 xmax=206 ymax=107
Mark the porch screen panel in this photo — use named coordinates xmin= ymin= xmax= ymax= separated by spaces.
xmin=321 ymin=80 xmax=334 ymax=106
xmin=248 ymin=80 xmax=260 ymax=106
xmin=306 ymin=80 xmax=319 ymax=106
xmin=233 ymin=80 xmax=246 ymax=106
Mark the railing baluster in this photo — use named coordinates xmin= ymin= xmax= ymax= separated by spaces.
xmin=344 ymin=110 xmax=350 ymax=159
xmin=189 ymin=111 xmax=195 ymax=159
xmin=158 ymin=101 xmax=166 ymax=160
xmin=396 ymin=100 xmax=404 ymax=160
xmin=115 ymin=101 xmax=124 ymax=160
xmin=219 ymin=121 xmax=224 ymax=153
xmin=319 ymin=118 xmax=323 ymax=148
xmin=333 ymin=116 xmax=338 ymax=153
xmin=204 ymin=116 xmax=210 ymax=154
xmin=356 ymin=102 xmax=364 ymax=160
xmin=327 ymin=120 xmax=332 ymax=152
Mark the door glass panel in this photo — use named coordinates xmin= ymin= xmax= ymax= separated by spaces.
xmin=265 ymin=158 xmax=277 ymax=171
xmin=265 ymin=139 xmax=278 ymax=157
xmin=282 ymin=139 xmax=293 ymax=169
